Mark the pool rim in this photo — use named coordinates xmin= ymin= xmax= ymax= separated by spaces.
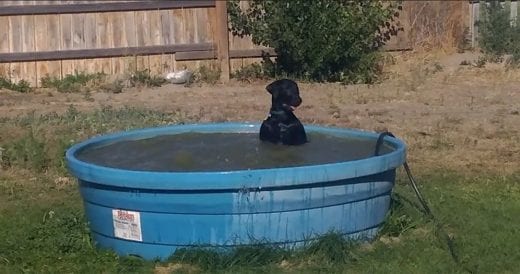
xmin=65 ymin=122 xmax=406 ymax=190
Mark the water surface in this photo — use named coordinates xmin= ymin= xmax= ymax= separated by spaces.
xmin=76 ymin=132 xmax=392 ymax=172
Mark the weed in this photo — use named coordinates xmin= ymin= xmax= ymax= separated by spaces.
xmin=1 ymin=106 xmax=519 ymax=273
xmin=0 ymin=207 xmax=154 ymax=273
xmin=99 ymin=79 xmax=124 ymax=93
xmin=406 ymin=64 xmax=428 ymax=91
xmin=475 ymin=56 xmax=487 ymax=68
xmin=430 ymin=134 xmax=454 ymax=150
xmin=379 ymin=195 xmax=420 ymax=237
xmin=232 ymin=63 xmax=269 ymax=82
xmin=299 ymin=233 xmax=359 ymax=265
xmin=1 ymin=130 xmax=48 ymax=170
xmin=83 ymin=91 xmax=94 ymax=102
xmin=0 ymin=76 xmax=32 ymax=93
xmin=431 ymin=62 xmax=444 ymax=73
xmin=457 ymin=27 xmax=472 ymax=52
xmin=170 ymin=233 xmax=359 ymax=272
xmin=404 ymin=62 xmax=445 ymax=91
xmin=172 ymin=244 xmax=289 ymax=271
xmin=29 ymin=210 xmax=92 ymax=254
xmin=0 ymin=106 xmax=189 ymax=172
xmin=41 ymin=71 xmax=106 ymax=93
xmin=459 ymin=60 xmax=472 ymax=66
xmin=194 ymin=65 xmax=221 ymax=84
xmin=128 ymin=69 xmax=166 ymax=88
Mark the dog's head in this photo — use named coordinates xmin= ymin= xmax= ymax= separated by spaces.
xmin=266 ymin=79 xmax=302 ymax=111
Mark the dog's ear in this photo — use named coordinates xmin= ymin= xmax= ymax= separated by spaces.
xmin=266 ymin=81 xmax=280 ymax=98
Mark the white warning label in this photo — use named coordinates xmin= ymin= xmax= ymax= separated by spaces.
xmin=112 ymin=209 xmax=142 ymax=242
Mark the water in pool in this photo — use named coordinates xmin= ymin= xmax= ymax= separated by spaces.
xmin=76 ymin=132 xmax=393 ymax=172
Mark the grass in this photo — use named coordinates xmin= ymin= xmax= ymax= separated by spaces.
xmin=0 ymin=76 xmax=32 ymax=93
xmin=128 ymin=69 xmax=166 ymax=88
xmin=0 ymin=108 xmax=519 ymax=273
xmin=231 ymin=63 xmax=269 ymax=82
xmin=40 ymin=70 xmax=167 ymax=93
xmin=194 ymin=65 xmax=221 ymax=85
xmin=41 ymin=71 xmax=107 ymax=93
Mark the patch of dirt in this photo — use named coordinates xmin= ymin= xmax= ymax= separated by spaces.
xmin=1 ymin=52 xmax=519 ymax=174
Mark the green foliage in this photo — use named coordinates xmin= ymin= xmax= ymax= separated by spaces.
xmin=0 ymin=76 xmax=32 ymax=93
xmin=194 ymin=65 xmax=221 ymax=84
xmin=477 ymin=1 xmax=520 ymax=67
xmin=1 ymin=130 xmax=48 ymax=171
xmin=228 ymin=0 xmax=402 ymax=83
xmin=29 ymin=210 xmax=92 ymax=254
xmin=0 ymin=207 xmax=154 ymax=273
xmin=40 ymin=70 xmax=165 ymax=92
xmin=0 ymin=106 xmax=188 ymax=172
xmin=129 ymin=69 xmax=166 ymax=88
xmin=231 ymin=63 xmax=269 ymax=82
xmin=300 ymin=233 xmax=358 ymax=265
xmin=379 ymin=194 xmax=420 ymax=237
xmin=172 ymin=244 xmax=289 ymax=271
xmin=0 ymin=106 xmax=520 ymax=272
xmin=41 ymin=71 xmax=106 ymax=93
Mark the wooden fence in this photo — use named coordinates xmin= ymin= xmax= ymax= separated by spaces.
xmin=0 ymin=0 xmax=410 ymax=87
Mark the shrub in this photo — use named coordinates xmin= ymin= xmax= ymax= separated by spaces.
xmin=477 ymin=1 xmax=520 ymax=67
xmin=228 ymin=0 xmax=402 ymax=83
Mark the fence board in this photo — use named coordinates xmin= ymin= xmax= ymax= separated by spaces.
xmin=123 ymin=11 xmax=136 ymax=47
xmin=45 ymin=15 xmax=62 ymax=83
xmin=0 ymin=44 xmax=215 ymax=63
xmin=9 ymin=16 xmax=23 ymax=82
xmin=149 ymin=10 xmax=164 ymax=75
xmin=0 ymin=1 xmax=216 ymax=16
xmin=135 ymin=10 xmax=150 ymax=71
xmin=34 ymin=15 xmax=48 ymax=85
xmin=96 ymin=12 xmax=113 ymax=74
xmin=84 ymin=13 xmax=101 ymax=74
xmin=171 ymin=9 xmax=185 ymax=70
xmin=111 ymin=12 xmax=126 ymax=75
xmin=0 ymin=16 xmax=9 ymax=78
xmin=71 ymin=13 xmax=87 ymax=74
xmin=195 ymin=7 xmax=214 ymax=68
xmin=60 ymin=13 xmax=75 ymax=76
xmin=184 ymin=9 xmax=196 ymax=44
xmin=21 ymin=15 xmax=37 ymax=86
xmin=123 ymin=11 xmax=137 ymax=73
xmin=160 ymin=9 xmax=174 ymax=74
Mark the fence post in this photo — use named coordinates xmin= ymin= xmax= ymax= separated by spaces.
xmin=215 ymin=0 xmax=230 ymax=83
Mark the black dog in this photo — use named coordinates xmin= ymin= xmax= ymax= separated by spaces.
xmin=259 ymin=79 xmax=307 ymax=145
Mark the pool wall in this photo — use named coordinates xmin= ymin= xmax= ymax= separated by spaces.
xmin=66 ymin=123 xmax=407 ymax=260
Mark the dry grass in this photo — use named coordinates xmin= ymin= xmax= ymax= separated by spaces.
xmin=404 ymin=1 xmax=469 ymax=53
xmin=2 ymin=52 xmax=520 ymax=176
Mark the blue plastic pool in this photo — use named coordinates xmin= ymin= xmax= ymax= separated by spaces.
xmin=66 ymin=123 xmax=406 ymax=260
